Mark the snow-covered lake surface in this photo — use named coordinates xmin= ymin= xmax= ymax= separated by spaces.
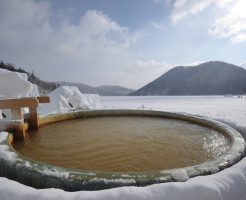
xmin=102 ymin=96 xmax=246 ymax=129
xmin=1 ymin=95 xmax=246 ymax=200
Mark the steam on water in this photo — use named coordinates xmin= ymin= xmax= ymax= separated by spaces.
xmin=14 ymin=116 xmax=230 ymax=172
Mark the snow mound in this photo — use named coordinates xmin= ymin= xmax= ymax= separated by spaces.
xmin=39 ymin=86 xmax=101 ymax=116
xmin=0 ymin=69 xmax=39 ymax=119
xmin=0 ymin=68 xmax=10 ymax=74
xmin=0 ymin=68 xmax=39 ymax=98
xmin=28 ymin=84 xmax=39 ymax=97
xmin=0 ymin=70 xmax=33 ymax=98
xmin=170 ymin=169 xmax=189 ymax=182
xmin=0 ymin=132 xmax=18 ymax=162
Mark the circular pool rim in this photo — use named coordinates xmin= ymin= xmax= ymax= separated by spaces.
xmin=0 ymin=110 xmax=245 ymax=191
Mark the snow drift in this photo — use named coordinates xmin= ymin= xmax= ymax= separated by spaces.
xmin=38 ymin=86 xmax=101 ymax=115
xmin=0 ymin=69 xmax=35 ymax=119
xmin=0 ymin=69 xmax=33 ymax=98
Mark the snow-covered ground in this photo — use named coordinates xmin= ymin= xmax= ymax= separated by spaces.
xmin=0 ymin=95 xmax=246 ymax=200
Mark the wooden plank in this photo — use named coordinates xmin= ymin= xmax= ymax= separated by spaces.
xmin=37 ymin=96 xmax=50 ymax=103
xmin=0 ymin=98 xmax=39 ymax=109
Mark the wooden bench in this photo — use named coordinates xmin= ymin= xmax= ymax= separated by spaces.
xmin=0 ymin=96 xmax=50 ymax=139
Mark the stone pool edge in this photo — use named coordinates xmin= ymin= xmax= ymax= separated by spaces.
xmin=0 ymin=110 xmax=245 ymax=191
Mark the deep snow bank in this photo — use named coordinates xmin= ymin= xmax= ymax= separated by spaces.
xmin=0 ymin=69 xmax=33 ymax=98
xmin=0 ymin=69 xmax=36 ymax=119
xmin=39 ymin=86 xmax=101 ymax=116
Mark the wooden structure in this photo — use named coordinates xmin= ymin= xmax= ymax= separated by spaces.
xmin=0 ymin=96 xmax=50 ymax=139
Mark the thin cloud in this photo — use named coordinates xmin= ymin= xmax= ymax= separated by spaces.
xmin=209 ymin=0 xmax=246 ymax=43
xmin=170 ymin=0 xmax=236 ymax=24
xmin=152 ymin=0 xmax=171 ymax=5
xmin=150 ymin=22 xmax=165 ymax=31
xmin=170 ymin=0 xmax=216 ymax=23
xmin=170 ymin=0 xmax=246 ymax=44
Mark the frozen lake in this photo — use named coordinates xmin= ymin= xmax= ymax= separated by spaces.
xmin=102 ymin=96 xmax=246 ymax=128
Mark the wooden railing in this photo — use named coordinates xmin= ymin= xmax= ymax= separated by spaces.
xmin=0 ymin=96 xmax=50 ymax=139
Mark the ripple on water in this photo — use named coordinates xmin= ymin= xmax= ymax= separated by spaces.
xmin=13 ymin=116 xmax=230 ymax=173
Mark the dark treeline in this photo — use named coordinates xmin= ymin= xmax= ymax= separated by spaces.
xmin=0 ymin=60 xmax=59 ymax=93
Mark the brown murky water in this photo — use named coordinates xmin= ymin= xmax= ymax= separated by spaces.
xmin=13 ymin=116 xmax=230 ymax=172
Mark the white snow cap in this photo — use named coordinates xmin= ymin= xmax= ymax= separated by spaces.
xmin=0 ymin=70 xmax=33 ymax=98
xmin=39 ymin=86 xmax=101 ymax=116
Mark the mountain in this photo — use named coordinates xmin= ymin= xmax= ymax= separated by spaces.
xmin=96 ymin=85 xmax=135 ymax=96
xmin=58 ymin=82 xmax=97 ymax=94
xmin=0 ymin=60 xmax=134 ymax=96
xmin=131 ymin=61 xmax=246 ymax=96
xmin=59 ymin=82 xmax=134 ymax=96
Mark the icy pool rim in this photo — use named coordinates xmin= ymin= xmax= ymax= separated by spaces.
xmin=0 ymin=109 xmax=245 ymax=191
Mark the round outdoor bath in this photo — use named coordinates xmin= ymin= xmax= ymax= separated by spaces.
xmin=0 ymin=110 xmax=245 ymax=191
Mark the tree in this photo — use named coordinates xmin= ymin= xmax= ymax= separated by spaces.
xmin=0 ymin=60 xmax=4 ymax=67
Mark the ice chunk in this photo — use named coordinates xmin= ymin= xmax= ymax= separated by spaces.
xmin=171 ymin=169 xmax=189 ymax=182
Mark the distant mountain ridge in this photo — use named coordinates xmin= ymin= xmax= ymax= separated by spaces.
xmin=0 ymin=60 xmax=134 ymax=96
xmin=59 ymin=82 xmax=134 ymax=96
xmin=131 ymin=61 xmax=246 ymax=95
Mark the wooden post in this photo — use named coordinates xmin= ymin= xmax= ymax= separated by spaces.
xmin=11 ymin=108 xmax=23 ymax=120
xmin=0 ymin=96 xmax=50 ymax=139
xmin=29 ymin=106 xmax=39 ymax=129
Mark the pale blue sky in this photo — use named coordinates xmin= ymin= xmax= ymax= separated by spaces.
xmin=0 ymin=0 xmax=246 ymax=89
